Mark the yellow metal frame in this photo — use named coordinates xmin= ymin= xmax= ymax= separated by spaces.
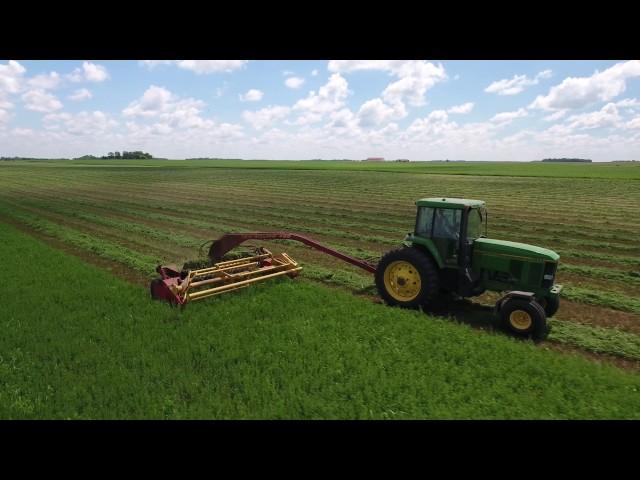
xmin=171 ymin=249 xmax=302 ymax=304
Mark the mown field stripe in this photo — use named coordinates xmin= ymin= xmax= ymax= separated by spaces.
xmin=5 ymin=158 xmax=640 ymax=179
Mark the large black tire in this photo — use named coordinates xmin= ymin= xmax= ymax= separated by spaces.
xmin=499 ymin=298 xmax=549 ymax=340
xmin=539 ymin=296 xmax=560 ymax=317
xmin=375 ymin=247 xmax=440 ymax=309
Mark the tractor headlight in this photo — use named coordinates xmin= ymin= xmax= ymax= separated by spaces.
xmin=542 ymin=262 xmax=557 ymax=288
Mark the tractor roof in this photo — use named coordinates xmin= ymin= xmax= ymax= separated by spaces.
xmin=416 ymin=198 xmax=486 ymax=209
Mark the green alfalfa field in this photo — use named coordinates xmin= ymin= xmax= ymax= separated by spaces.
xmin=1 ymin=159 xmax=639 ymax=418
xmin=1 ymin=222 xmax=639 ymax=419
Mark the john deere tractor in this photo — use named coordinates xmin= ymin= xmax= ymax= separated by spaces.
xmin=375 ymin=198 xmax=562 ymax=340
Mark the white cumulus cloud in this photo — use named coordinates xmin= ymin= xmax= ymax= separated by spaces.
xmin=383 ymin=61 xmax=447 ymax=108
xmin=566 ymin=103 xmax=622 ymax=130
xmin=530 ymin=61 xmax=640 ymax=111
xmin=406 ymin=110 xmax=458 ymax=138
xmin=0 ymin=60 xmax=26 ymax=94
xmin=447 ymin=102 xmax=474 ymax=114
xmin=28 ymin=71 xmax=61 ymax=90
xmin=242 ymin=105 xmax=291 ymax=130
xmin=328 ymin=60 xmax=405 ymax=73
xmin=69 ymin=88 xmax=92 ymax=101
xmin=176 ymin=60 xmax=248 ymax=74
xmin=543 ymin=110 xmax=567 ymax=122
xmin=141 ymin=60 xmax=248 ymax=74
xmin=485 ymin=70 xmax=552 ymax=96
xmin=490 ymin=108 xmax=528 ymax=124
xmin=625 ymin=116 xmax=640 ymax=129
xmin=68 ymin=62 xmax=109 ymax=83
xmin=44 ymin=110 xmax=118 ymax=136
xmin=139 ymin=60 xmax=174 ymax=68
xmin=0 ymin=107 xmax=12 ymax=125
xmin=328 ymin=60 xmax=447 ymax=119
xmin=292 ymin=73 xmax=350 ymax=124
xmin=357 ymin=98 xmax=396 ymax=127
xmin=239 ymin=89 xmax=264 ymax=102
xmin=123 ymin=85 xmax=211 ymax=130
xmin=285 ymin=76 xmax=305 ymax=89
xmin=22 ymin=89 xmax=63 ymax=113
xmin=123 ymin=85 xmax=178 ymax=117
xmin=615 ymin=98 xmax=640 ymax=109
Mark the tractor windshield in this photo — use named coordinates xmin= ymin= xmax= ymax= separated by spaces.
xmin=467 ymin=208 xmax=485 ymax=240
xmin=433 ymin=208 xmax=462 ymax=240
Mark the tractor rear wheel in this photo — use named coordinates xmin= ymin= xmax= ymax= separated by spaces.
xmin=499 ymin=298 xmax=548 ymax=340
xmin=375 ymin=247 xmax=439 ymax=309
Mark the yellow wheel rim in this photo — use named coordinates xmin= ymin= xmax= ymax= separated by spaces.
xmin=509 ymin=310 xmax=532 ymax=331
xmin=383 ymin=260 xmax=422 ymax=302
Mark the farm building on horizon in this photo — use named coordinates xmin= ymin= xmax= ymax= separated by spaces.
xmin=364 ymin=157 xmax=385 ymax=162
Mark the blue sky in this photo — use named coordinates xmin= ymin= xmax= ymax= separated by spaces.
xmin=1 ymin=60 xmax=639 ymax=160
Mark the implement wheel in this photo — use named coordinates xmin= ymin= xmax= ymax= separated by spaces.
xmin=375 ymin=247 xmax=439 ymax=309
xmin=499 ymin=298 xmax=548 ymax=341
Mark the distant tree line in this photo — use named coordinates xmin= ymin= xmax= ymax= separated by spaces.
xmin=99 ymin=151 xmax=153 ymax=159
xmin=541 ymin=158 xmax=592 ymax=163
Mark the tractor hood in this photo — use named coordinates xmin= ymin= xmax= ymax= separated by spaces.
xmin=474 ymin=238 xmax=559 ymax=262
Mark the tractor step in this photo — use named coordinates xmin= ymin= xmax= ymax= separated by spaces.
xmin=150 ymin=248 xmax=302 ymax=306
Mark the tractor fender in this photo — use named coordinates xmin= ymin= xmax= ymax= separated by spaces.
xmin=494 ymin=290 xmax=536 ymax=313
xmin=403 ymin=235 xmax=445 ymax=269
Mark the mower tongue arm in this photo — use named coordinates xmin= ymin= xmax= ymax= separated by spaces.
xmin=208 ymin=232 xmax=377 ymax=274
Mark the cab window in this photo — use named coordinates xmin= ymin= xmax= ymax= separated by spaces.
xmin=467 ymin=208 xmax=484 ymax=240
xmin=433 ymin=208 xmax=461 ymax=240
xmin=415 ymin=207 xmax=434 ymax=237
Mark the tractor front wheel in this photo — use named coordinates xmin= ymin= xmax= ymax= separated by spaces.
xmin=499 ymin=298 xmax=548 ymax=341
xmin=538 ymin=296 xmax=560 ymax=317
xmin=375 ymin=247 xmax=439 ymax=309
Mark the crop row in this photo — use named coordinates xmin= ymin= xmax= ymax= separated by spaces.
xmin=4 ymin=190 xmax=639 ymax=297
xmin=2 ymin=167 xmax=639 ymax=229
xmin=2 ymin=186 xmax=639 ymax=287
xmin=2 ymin=185 xmax=639 ymax=304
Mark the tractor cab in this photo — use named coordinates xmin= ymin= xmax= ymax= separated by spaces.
xmin=412 ymin=197 xmax=486 ymax=267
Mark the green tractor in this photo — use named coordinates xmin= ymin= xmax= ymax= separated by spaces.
xmin=375 ymin=197 xmax=562 ymax=340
